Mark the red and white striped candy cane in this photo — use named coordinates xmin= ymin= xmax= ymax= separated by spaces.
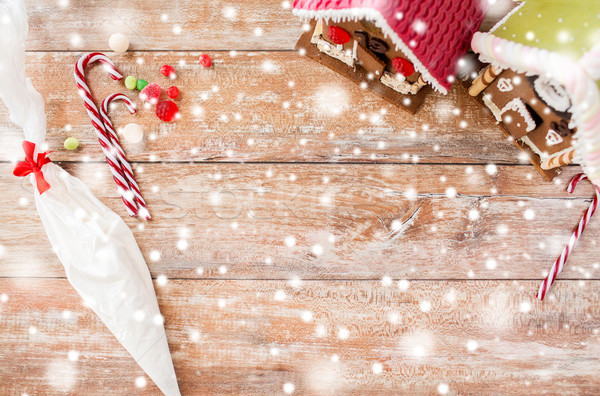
xmin=100 ymin=93 xmax=151 ymax=220
xmin=537 ymin=173 xmax=600 ymax=300
xmin=74 ymin=53 xmax=138 ymax=217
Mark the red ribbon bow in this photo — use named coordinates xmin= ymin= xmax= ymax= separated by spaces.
xmin=13 ymin=141 xmax=52 ymax=194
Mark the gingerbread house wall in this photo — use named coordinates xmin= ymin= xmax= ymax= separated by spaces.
xmin=319 ymin=19 xmax=421 ymax=84
xmin=481 ymin=69 xmax=575 ymax=164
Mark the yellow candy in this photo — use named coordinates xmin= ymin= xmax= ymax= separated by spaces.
xmin=125 ymin=76 xmax=137 ymax=90
xmin=64 ymin=137 xmax=79 ymax=150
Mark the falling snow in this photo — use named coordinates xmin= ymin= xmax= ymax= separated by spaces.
xmin=437 ymin=383 xmax=449 ymax=395
xmin=1 ymin=1 xmax=594 ymax=394
xmin=283 ymin=382 xmax=295 ymax=394
xmin=135 ymin=376 xmax=147 ymax=388
xmin=466 ymin=340 xmax=479 ymax=352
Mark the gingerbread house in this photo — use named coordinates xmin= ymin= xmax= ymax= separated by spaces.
xmin=469 ymin=0 xmax=600 ymax=181
xmin=292 ymin=0 xmax=488 ymax=113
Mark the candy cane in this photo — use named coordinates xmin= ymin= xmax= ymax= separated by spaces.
xmin=537 ymin=173 xmax=600 ymax=300
xmin=74 ymin=53 xmax=138 ymax=217
xmin=100 ymin=93 xmax=151 ymax=220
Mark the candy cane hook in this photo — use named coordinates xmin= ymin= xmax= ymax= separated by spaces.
xmin=100 ymin=93 xmax=151 ymax=220
xmin=74 ymin=53 xmax=139 ymax=217
xmin=537 ymin=173 xmax=600 ymax=300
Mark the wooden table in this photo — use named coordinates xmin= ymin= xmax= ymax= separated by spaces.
xmin=1 ymin=1 xmax=600 ymax=394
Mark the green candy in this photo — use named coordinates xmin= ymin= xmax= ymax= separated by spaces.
xmin=64 ymin=137 xmax=79 ymax=151
xmin=136 ymin=79 xmax=148 ymax=91
xmin=125 ymin=76 xmax=137 ymax=90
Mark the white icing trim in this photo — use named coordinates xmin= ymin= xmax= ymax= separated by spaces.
xmin=497 ymin=77 xmax=513 ymax=92
xmin=545 ymin=129 xmax=563 ymax=146
xmin=312 ymin=34 xmax=354 ymax=67
xmin=471 ymin=32 xmax=600 ymax=182
xmin=489 ymin=1 xmax=525 ymax=33
xmin=520 ymin=136 xmax=574 ymax=162
xmin=293 ymin=7 xmax=448 ymax=94
xmin=533 ymin=76 xmax=570 ymax=112
xmin=499 ymin=98 xmax=536 ymax=132
xmin=483 ymin=94 xmax=502 ymax=122
xmin=520 ymin=135 xmax=547 ymax=160
xmin=380 ymin=71 xmax=422 ymax=95
xmin=313 ymin=18 xmax=324 ymax=36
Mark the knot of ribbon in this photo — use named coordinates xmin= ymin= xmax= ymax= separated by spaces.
xmin=13 ymin=141 xmax=52 ymax=194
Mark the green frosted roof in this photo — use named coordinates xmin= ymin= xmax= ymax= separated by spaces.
xmin=493 ymin=0 xmax=600 ymax=62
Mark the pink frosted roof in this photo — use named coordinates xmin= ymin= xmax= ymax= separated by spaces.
xmin=293 ymin=0 xmax=488 ymax=94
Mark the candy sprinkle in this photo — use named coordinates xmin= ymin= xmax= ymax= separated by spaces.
xmin=327 ymin=26 xmax=350 ymax=45
xmin=160 ymin=64 xmax=176 ymax=79
xmin=136 ymin=79 xmax=149 ymax=91
xmin=156 ymin=100 xmax=179 ymax=122
xmin=167 ymin=86 xmax=180 ymax=99
xmin=199 ymin=54 xmax=212 ymax=67
xmin=140 ymin=83 xmax=161 ymax=104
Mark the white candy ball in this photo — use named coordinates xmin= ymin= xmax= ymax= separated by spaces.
xmin=123 ymin=123 xmax=144 ymax=143
xmin=109 ymin=33 xmax=129 ymax=53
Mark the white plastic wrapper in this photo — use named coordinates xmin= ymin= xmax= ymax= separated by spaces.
xmin=0 ymin=1 xmax=180 ymax=394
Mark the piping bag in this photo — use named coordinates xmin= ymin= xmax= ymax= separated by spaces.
xmin=0 ymin=1 xmax=180 ymax=394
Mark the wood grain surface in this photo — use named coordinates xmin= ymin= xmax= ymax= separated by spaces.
xmin=2 ymin=279 xmax=599 ymax=395
xmin=1 ymin=162 xmax=598 ymax=280
xmin=0 ymin=52 xmax=523 ymax=164
xmin=2 ymin=0 xmax=599 ymax=394
xmin=22 ymin=0 xmax=515 ymax=51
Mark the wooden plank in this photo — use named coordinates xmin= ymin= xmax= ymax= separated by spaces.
xmin=25 ymin=0 xmax=303 ymax=51
xmin=23 ymin=0 xmax=517 ymax=52
xmin=1 ymin=278 xmax=599 ymax=395
xmin=2 ymin=52 xmax=535 ymax=165
xmin=2 ymin=162 xmax=598 ymax=280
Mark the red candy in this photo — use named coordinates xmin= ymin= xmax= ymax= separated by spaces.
xmin=327 ymin=26 xmax=351 ymax=45
xmin=392 ymin=57 xmax=415 ymax=77
xmin=140 ymin=83 xmax=161 ymax=104
xmin=160 ymin=64 xmax=176 ymax=79
xmin=167 ymin=86 xmax=180 ymax=99
xmin=156 ymin=100 xmax=178 ymax=122
xmin=199 ymin=54 xmax=212 ymax=67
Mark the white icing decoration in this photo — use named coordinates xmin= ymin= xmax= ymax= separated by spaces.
xmin=497 ymin=77 xmax=513 ymax=92
xmin=380 ymin=71 xmax=422 ymax=95
xmin=313 ymin=19 xmax=324 ymax=36
xmin=483 ymin=94 xmax=503 ymax=123
xmin=471 ymin=32 xmax=600 ymax=182
xmin=545 ymin=129 xmax=564 ymax=146
xmin=489 ymin=2 xmax=526 ymax=33
xmin=293 ymin=7 xmax=449 ymax=94
xmin=533 ymin=76 xmax=571 ymax=112
xmin=312 ymin=26 xmax=354 ymax=67
xmin=499 ymin=98 xmax=537 ymax=132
